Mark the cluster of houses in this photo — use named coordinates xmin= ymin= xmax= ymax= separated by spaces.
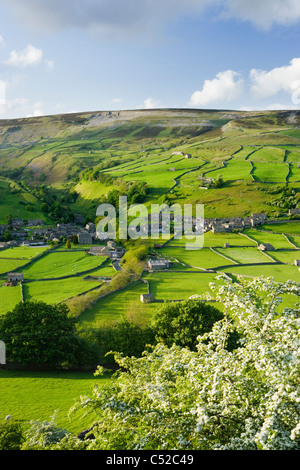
xmin=0 ymin=218 xmax=98 ymax=246
xmin=204 ymin=213 xmax=267 ymax=233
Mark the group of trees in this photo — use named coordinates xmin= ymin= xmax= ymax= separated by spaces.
xmin=0 ymin=277 xmax=299 ymax=450
xmin=265 ymin=183 xmax=299 ymax=212
xmin=105 ymin=180 xmax=149 ymax=207
xmin=80 ymin=168 xmax=115 ymax=185
xmin=0 ymin=302 xmax=96 ymax=369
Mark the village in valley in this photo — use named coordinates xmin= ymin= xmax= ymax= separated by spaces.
xmin=1 ymin=204 xmax=300 ymax=304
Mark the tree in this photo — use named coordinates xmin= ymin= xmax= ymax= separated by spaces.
xmin=151 ymin=299 xmax=224 ymax=350
xmin=98 ymin=318 xmax=155 ymax=361
xmin=213 ymin=174 xmax=224 ymax=188
xmin=0 ymin=301 xmax=87 ymax=368
xmin=65 ymin=239 xmax=71 ymax=250
xmin=62 ymin=277 xmax=300 ymax=451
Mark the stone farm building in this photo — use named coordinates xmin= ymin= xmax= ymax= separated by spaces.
xmin=258 ymin=243 xmax=275 ymax=251
xmin=147 ymin=259 xmax=171 ymax=270
xmin=7 ymin=273 xmax=24 ymax=283
xmin=140 ymin=294 xmax=154 ymax=303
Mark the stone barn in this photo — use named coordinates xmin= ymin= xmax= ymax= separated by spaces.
xmin=7 ymin=273 xmax=24 ymax=283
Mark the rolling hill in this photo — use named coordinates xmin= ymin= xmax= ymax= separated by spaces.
xmin=0 ymin=108 xmax=299 ymax=224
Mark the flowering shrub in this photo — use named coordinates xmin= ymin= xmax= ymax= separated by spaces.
xmin=66 ymin=277 xmax=299 ymax=451
xmin=21 ymin=414 xmax=70 ymax=450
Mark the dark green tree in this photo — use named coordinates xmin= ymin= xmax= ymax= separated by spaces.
xmin=151 ymin=300 xmax=224 ymax=350
xmin=0 ymin=301 xmax=87 ymax=368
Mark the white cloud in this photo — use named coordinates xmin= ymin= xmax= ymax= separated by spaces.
xmin=111 ymin=98 xmax=122 ymax=104
xmin=141 ymin=97 xmax=163 ymax=109
xmin=188 ymin=70 xmax=244 ymax=107
xmin=250 ymin=58 xmax=300 ymax=100
xmin=0 ymin=35 xmax=4 ymax=48
xmin=6 ymin=44 xmax=43 ymax=68
xmin=223 ymin=0 xmax=300 ymax=29
xmin=30 ymin=101 xmax=44 ymax=117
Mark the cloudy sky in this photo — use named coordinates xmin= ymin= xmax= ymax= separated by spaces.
xmin=0 ymin=0 xmax=300 ymax=118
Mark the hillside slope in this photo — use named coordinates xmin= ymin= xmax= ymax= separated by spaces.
xmin=0 ymin=108 xmax=299 ymax=222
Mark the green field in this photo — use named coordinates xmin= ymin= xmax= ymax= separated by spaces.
xmin=220 ymin=263 xmax=300 ymax=283
xmin=22 ymin=251 xmax=107 ymax=280
xmin=259 ymin=223 xmax=300 ymax=236
xmin=0 ymin=246 xmax=50 ymax=275
xmin=266 ymin=250 xmax=300 ymax=264
xmin=23 ymin=277 xmax=102 ymax=304
xmin=0 ymin=258 xmax=30 ymax=275
xmin=215 ymin=246 xmax=272 ymax=264
xmin=0 ymin=285 xmax=22 ymax=315
xmin=0 ymin=370 xmax=111 ymax=433
xmin=79 ymin=281 xmax=156 ymax=329
xmin=159 ymin=245 xmax=236 ymax=269
xmin=0 ymin=246 xmax=50 ymax=259
xmin=203 ymin=231 xmax=257 ymax=247
xmin=242 ymin=229 xmax=296 ymax=249
xmin=252 ymin=162 xmax=289 ymax=183
xmin=144 ymin=271 xmax=225 ymax=301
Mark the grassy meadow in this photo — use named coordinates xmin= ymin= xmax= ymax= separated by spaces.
xmin=0 ymin=370 xmax=112 ymax=433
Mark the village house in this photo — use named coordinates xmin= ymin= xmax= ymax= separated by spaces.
xmin=90 ymin=246 xmax=110 ymax=256
xmin=77 ymin=231 xmax=93 ymax=245
xmin=85 ymin=222 xmax=96 ymax=232
xmin=12 ymin=230 xmax=28 ymax=240
xmin=27 ymin=220 xmax=45 ymax=227
xmin=147 ymin=259 xmax=171 ymax=270
xmin=11 ymin=219 xmax=24 ymax=228
xmin=251 ymin=213 xmax=267 ymax=227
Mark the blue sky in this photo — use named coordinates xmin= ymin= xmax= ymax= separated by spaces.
xmin=0 ymin=0 xmax=300 ymax=118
